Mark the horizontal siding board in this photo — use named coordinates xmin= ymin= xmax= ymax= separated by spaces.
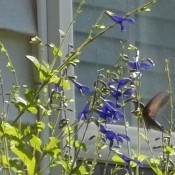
xmin=0 ymin=0 xmax=36 ymax=35
xmin=74 ymin=0 xmax=130 ymax=12
xmin=74 ymin=31 xmax=127 ymax=65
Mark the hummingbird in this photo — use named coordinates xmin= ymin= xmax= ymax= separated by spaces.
xmin=132 ymin=91 xmax=169 ymax=132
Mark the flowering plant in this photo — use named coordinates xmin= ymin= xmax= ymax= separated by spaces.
xmin=0 ymin=0 xmax=174 ymax=175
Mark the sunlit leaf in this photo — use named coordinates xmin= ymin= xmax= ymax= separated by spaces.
xmin=58 ymin=156 xmax=70 ymax=172
xmin=49 ymin=76 xmax=60 ymax=83
xmin=147 ymin=159 xmax=162 ymax=175
xmin=6 ymin=62 xmax=15 ymax=72
xmin=28 ymin=134 xmax=42 ymax=152
xmin=130 ymin=161 xmax=137 ymax=167
xmin=61 ymin=79 xmax=70 ymax=91
xmin=79 ymin=165 xmax=88 ymax=175
xmin=150 ymin=158 xmax=160 ymax=165
xmin=112 ymin=155 xmax=125 ymax=164
xmin=36 ymin=121 xmax=45 ymax=132
xmin=0 ymin=155 xmax=9 ymax=167
xmin=44 ymin=137 xmax=60 ymax=151
xmin=137 ymin=154 xmax=147 ymax=161
xmin=65 ymin=125 xmax=73 ymax=134
xmin=27 ymin=106 xmax=38 ymax=114
xmin=26 ymin=55 xmax=51 ymax=82
xmin=11 ymin=144 xmax=36 ymax=175
xmin=164 ymin=146 xmax=175 ymax=156
xmin=30 ymin=36 xmax=42 ymax=44
xmin=0 ymin=122 xmax=21 ymax=138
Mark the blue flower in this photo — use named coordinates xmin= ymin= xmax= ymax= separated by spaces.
xmin=107 ymin=79 xmax=131 ymax=101
xmin=96 ymin=99 xmax=124 ymax=122
xmin=128 ymin=51 xmax=154 ymax=72
xmin=55 ymin=83 xmax=63 ymax=93
xmin=99 ymin=124 xmax=130 ymax=147
xmin=118 ymin=153 xmax=143 ymax=167
xmin=78 ymin=103 xmax=90 ymax=121
xmin=107 ymin=79 xmax=131 ymax=89
xmin=123 ymin=86 xmax=136 ymax=100
xmin=72 ymin=80 xmax=91 ymax=95
xmin=105 ymin=10 xmax=135 ymax=31
xmin=128 ymin=60 xmax=154 ymax=71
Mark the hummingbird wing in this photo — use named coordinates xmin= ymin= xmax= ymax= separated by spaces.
xmin=143 ymin=91 xmax=169 ymax=119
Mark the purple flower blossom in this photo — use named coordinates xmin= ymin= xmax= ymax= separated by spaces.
xmin=128 ymin=60 xmax=154 ymax=71
xmin=72 ymin=80 xmax=91 ymax=95
xmin=118 ymin=153 xmax=143 ymax=167
xmin=123 ymin=86 xmax=136 ymax=100
xmin=107 ymin=79 xmax=131 ymax=90
xmin=107 ymin=79 xmax=131 ymax=101
xmin=99 ymin=124 xmax=130 ymax=147
xmin=78 ymin=103 xmax=90 ymax=121
xmin=96 ymin=99 xmax=124 ymax=122
xmin=128 ymin=51 xmax=154 ymax=71
xmin=55 ymin=83 xmax=63 ymax=93
xmin=106 ymin=10 xmax=135 ymax=31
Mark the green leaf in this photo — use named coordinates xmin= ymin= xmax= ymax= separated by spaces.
xmin=150 ymin=158 xmax=160 ymax=165
xmin=58 ymin=157 xmax=70 ymax=173
xmin=65 ymin=125 xmax=73 ymax=134
xmin=6 ymin=62 xmax=15 ymax=72
xmin=36 ymin=121 xmax=45 ymax=132
xmin=26 ymin=55 xmax=51 ymax=82
xmin=137 ymin=154 xmax=147 ymax=161
xmin=30 ymin=36 xmax=42 ymax=44
xmin=48 ymin=43 xmax=62 ymax=57
xmin=28 ymin=134 xmax=42 ymax=152
xmin=112 ymin=155 xmax=125 ymax=164
xmin=0 ymin=154 xmax=9 ymax=167
xmin=49 ymin=76 xmax=60 ymax=83
xmin=147 ymin=159 xmax=163 ymax=175
xmin=11 ymin=144 xmax=36 ymax=175
xmin=61 ymin=79 xmax=70 ymax=91
xmin=42 ymin=134 xmax=60 ymax=158
xmin=24 ymin=86 xmax=36 ymax=102
xmin=164 ymin=146 xmax=175 ymax=155
xmin=26 ymin=55 xmax=45 ymax=71
xmin=79 ymin=166 xmax=88 ymax=175
xmin=44 ymin=137 xmax=60 ymax=152
xmin=130 ymin=161 xmax=137 ymax=168
xmin=27 ymin=106 xmax=38 ymax=114
xmin=66 ymin=137 xmax=87 ymax=151
xmin=0 ymin=122 xmax=21 ymax=139
xmin=13 ymin=96 xmax=27 ymax=106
